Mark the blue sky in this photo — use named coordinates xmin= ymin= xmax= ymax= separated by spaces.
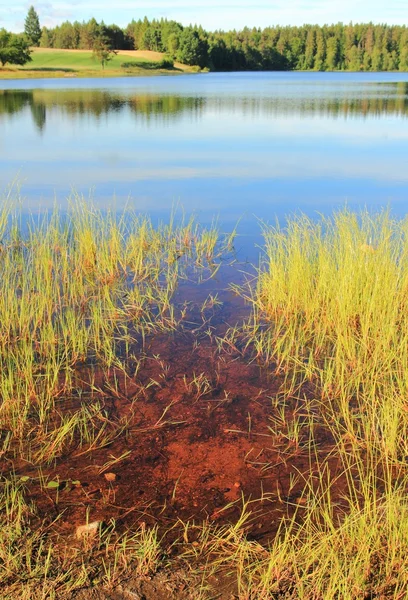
xmin=1 ymin=0 xmax=407 ymax=32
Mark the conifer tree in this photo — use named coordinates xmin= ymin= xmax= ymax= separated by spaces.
xmin=24 ymin=6 xmax=41 ymax=46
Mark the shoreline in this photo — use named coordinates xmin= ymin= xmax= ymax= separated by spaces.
xmin=1 ymin=50 xmax=406 ymax=81
xmin=0 ymin=68 xmax=191 ymax=80
xmin=1 ymin=67 xmax=405 ymax=81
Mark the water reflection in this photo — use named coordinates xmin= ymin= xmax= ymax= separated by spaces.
xmin=0 ymin=89 xmax=205 ymax=130
xmin=0 ymin=90 xmax=47 ymax=133
xmin=1 ymin=73 xmax=407 ymax=237
xmin=1 ymin=81 xmax=407 ymax=132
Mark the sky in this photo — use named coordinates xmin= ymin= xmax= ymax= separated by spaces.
xmin=1 ymin=0 xmax=407 ymax=33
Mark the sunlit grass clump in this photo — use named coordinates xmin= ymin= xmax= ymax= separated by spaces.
xmin=0 ymin=196 xmax=226 ymax=454
xmin=241 ymin=210 xmax=408 ymax=456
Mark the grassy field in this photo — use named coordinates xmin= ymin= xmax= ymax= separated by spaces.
xmin=1 ymin=200 xmax=408 ymax=598
xmin=0 ymin=48 xmax=194 ymax=79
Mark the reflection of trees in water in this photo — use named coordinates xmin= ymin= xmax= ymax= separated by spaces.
xmin=0 ymin=90 xmax=46 ymax=133
xmin=207 ymin=82 xmax=408 ymax=119
xmin=1 ymin=83 xmax=408 ymax=131
xmin=0 ymin=90 xmax=205 ymax=126
xmin=127 ymin=95 xmax=204 ymax=122
xmin=30 ymin=103 xmax=46 ymax=132
xmin=0 ymin=90 xmax=30 ymax=115
xmin=65 ymin=93 xmax=205 ymax=123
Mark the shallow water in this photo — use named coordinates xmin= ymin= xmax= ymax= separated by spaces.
xmin=1 ymin=72 xmax=408 ymax=257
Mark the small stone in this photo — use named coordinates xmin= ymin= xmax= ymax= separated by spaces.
xmin=76 ymin=521 xmax=100 ymax=539
xmin=104 ymin=472 xmax=116 ymax=482
xmin=234 ymin=482 xmax=241 ymax=488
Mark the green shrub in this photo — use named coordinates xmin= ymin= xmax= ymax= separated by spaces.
xmin=121 ymin=57 xmax=174 ymax=71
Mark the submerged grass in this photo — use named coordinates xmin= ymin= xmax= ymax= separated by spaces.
xmin=0 ymin=197 xmax=226 ymax=459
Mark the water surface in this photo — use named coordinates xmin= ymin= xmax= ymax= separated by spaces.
xmin=1 ymin=72 xmax=408 ymax=254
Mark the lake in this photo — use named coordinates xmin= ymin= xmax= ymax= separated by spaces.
xmin=1 ymin=71 xmax=408 ymax=256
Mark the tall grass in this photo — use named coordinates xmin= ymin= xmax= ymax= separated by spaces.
xmin=240 ymin=210 xmax=408 ymax=456
xmin=0 ymin=197 xmax=225 ymax=460
xmin=213 ymin=209 xmax=408 ymax=598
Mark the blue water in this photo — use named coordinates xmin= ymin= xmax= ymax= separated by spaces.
xmin=1 ymin=71 xmax=408 ymax=256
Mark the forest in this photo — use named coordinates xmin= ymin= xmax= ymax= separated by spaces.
xmin=38 ymin=18 xmax=408 ymax=71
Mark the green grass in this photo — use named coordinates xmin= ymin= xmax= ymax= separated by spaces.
xmin=0 ymin=193 xmax=233 ymax=598
xmin=243 ymin=210 xmax=408 ymax=438
xmin=26 ymin=50 xmax=150 ymax=71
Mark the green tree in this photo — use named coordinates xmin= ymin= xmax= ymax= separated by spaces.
xmin=53 ymin=21 xmax=79 ymax=49
xmin=39 ymin=26 xmax=52 ymax=48
xmin=166 ymin=32 xmax=180 ymax=57
xmin=363 ymin=51 xmax=372 ymax=70
xmin=371 ymin=47 xmax=384 ymax=71
xmin=208 ymin=38 xmax=231 ymax=70
xmin=32 ymin=17 xmax=408 ymax=73
xmin=326 ymin=36 xmax=341 ymax=70
xmin=346 ymin=45 xmax=363 ymax=71
xmin=0 ymin=29 xmax=32 ymax=66
xmin=79 ymin=18 xmax=100 ymax=49
xmin=128 ymin=17 xmax=150 ymax=50
xmin=176 ymin=29 xmax=208 ymax=67
xmin=92 ymin=32 xmax=117 ymax=69
xmin=105 ymin=24 xmax=127 ymax=50
xmin=399 ymin=30 xmax=408 ymax=71
xmin=304 ymin=28 xmax=316 ymax=69
xmin=314 ymin=30 xmax=326 ymax=70
xmin=24 ymin=6 xmax=41 ymax=46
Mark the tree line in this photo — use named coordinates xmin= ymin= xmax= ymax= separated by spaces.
xmin=38 ymin=18 xmax=408 ymax=72
xmin=1 ymin=6 xmax=408 ymax=72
